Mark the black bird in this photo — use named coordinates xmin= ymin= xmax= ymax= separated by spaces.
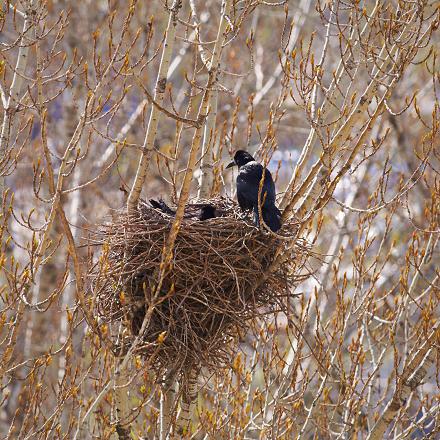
xmin=226 ymin=150 xmax=282 ymax=232
xmin=150 ymin=198 xmax=217 ymax=221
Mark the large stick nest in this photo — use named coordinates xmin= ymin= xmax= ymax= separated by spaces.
xmin=89 ymin=197 xmax=308 ymax=373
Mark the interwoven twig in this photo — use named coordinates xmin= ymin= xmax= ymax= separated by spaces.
xmin=88 ymin=197 xmax=308 ymax=374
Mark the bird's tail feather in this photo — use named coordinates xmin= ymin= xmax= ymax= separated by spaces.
xmin=262 ymin=205 xmax=282 ymax=232
xmin=149 ymin=198 xmax=175 ymax=216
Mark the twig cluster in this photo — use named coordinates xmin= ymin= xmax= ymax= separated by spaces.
xmin=90 ymin=197 xmax=308 ymax=373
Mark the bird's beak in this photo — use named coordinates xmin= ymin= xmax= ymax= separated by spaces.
xmin=226 ymin=160 xmax=235 ymax=169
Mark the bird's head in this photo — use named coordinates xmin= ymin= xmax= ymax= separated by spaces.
xmin=226 ymin=150 xmax=255 ymax=169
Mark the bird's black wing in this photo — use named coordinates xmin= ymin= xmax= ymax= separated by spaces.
xmin=236 ymin=162 xmax=263 ymax=208
xmin=261 ymin=168 xmax=276 ymax=207
xmin=237 ymin=162 xmax=276 ymax=208
xmin=237 ymin=189 xmax=253 ymax=211
xmin=235 ymin=160 xmax=282 ymax=231
xmin=262 ymin=205 xmax=282 ymax=232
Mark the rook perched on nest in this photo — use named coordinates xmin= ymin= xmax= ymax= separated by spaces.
xmin=226 ymin=150 xmax=282 ymax=232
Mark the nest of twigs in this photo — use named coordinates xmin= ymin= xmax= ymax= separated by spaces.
xmin=89 ymin=197 xmax=308 ymax=373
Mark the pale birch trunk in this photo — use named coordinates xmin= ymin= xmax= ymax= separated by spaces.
xmin=0 ymin=0 xmax=35 ymax=193
xmin=197 ymin=90 xmax=218 ymax=199
xmin=196 ymin=0 xmax=231 ymax=199
xmin=126 ymin=0 xmax=181 ymax=213
xmin=0 ymin=2 xmax=36 ymax=410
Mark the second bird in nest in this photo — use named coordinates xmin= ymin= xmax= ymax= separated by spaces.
xmin=226 ymin=150 xmax=282 ymax=232
xmin=150 ymin=199 xmax=217 ymax=221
